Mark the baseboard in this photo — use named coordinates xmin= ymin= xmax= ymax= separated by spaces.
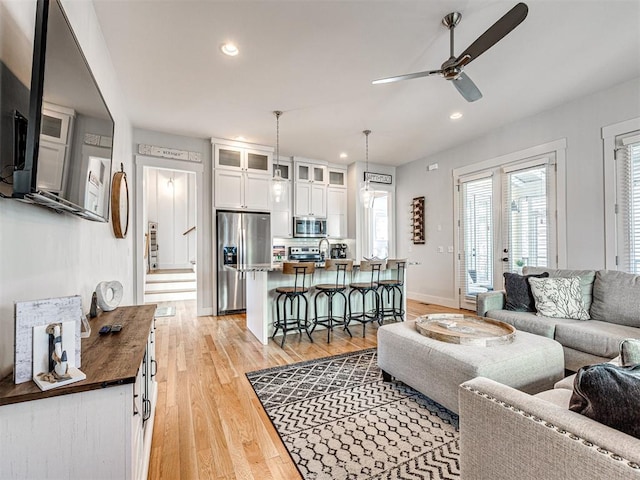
xmin=198 ymin=306 xmax=213 ymax=317
xmin=406 ymin=291 xmax=459 ymax=310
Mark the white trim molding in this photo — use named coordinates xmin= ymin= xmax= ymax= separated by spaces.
xmin=135 ymin=155 xmax=206 ymax=316
xmin=602 ymin=117 xmax=640 ymax=270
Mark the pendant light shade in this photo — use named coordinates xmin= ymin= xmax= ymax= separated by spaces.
xmin=360 ymin=129 xmax=374 ymax=208
xmin=271 ymin=110 xmax=287 ymax=204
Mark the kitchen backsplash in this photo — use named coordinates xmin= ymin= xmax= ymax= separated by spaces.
xmin=272 ymin=237 xmax=355 ymax=262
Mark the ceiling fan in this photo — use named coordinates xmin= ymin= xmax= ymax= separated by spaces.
xmin=372 ymin=2 xmax=528 ymax=102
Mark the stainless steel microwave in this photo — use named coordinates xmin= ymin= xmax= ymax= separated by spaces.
xmin=293 ymin=217 xmax=327 ymax=238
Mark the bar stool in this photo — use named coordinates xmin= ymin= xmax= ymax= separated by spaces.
xmin=348 ymin=259 xmax=384 ymax=337
xmin=377 ymin=259 xmax=406 ymax=323
xmin=272 ymin=262 xmax=315 ymax=347
xmin=311 ymin=259 xmax=353 ymax=342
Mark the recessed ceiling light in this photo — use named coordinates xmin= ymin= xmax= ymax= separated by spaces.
xmin=220 ymin=42 xmax=239 ymax=57
xmin=339 ymin=152 xmax=348 ymax=159
xmin=449 ymin=112 xmax=463 ymax=120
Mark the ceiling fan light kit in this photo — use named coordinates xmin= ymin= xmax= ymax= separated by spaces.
xmin=372 ymin=2 xmax=528 ymax=102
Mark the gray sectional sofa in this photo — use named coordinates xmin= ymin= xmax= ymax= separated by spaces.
xmin=477 ymin=267 xmax=640 ymax=371
xmin=459 ymin=376 xmax=640 ymax=479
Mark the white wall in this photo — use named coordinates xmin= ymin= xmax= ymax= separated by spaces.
xmin=0 ymin=0 xmax=133 ymax=378
xmin=396 ymin=77 xmax=640 ymax=308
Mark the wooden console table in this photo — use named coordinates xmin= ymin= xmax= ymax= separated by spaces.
xmin=0 ymin=305 xmax=158 ymax=479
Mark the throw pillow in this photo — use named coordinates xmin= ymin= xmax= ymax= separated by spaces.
xmin=620 ymin=338 xmax=640 ymax=367
xmin=569 ymin=363 xmax=640 ymax=439
xmin=528 ymin=276 xmax=590 ymax=320
xmin=503 ymin=272 xmax=549 ymax=312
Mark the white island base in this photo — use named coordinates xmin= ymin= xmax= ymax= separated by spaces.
xmin=242 ymin=265 xmax=406 ymax=345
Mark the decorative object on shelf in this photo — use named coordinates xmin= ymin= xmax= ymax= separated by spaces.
xmin=111 ymin=163 xmax=129 ymax=238
xmin=89 ymin=292 xmax=98 ymax=318
xmin=32 ymin=321 xmax=86 ymax=391
xmin=95 ymin=280 xmax=124 ymax=312
xmin=359 ymin=129 xmax=374 ymax=208
xmin=14 ymin=296 xmax=83 ymax=384
xmin=411 ymin=196 xmax=425 ymax=244
xmin=364 ymin=171 xmax=393 ymax=185
xmin=271 ymin=110 xmax=288 ymax=204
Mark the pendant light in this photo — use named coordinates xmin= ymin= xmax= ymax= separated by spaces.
xmin=359 ymin=129 xmax=374 ymax=208
xmin=271 ymin=110 xmax=287 ymax=204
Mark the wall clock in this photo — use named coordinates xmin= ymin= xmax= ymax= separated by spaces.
xmin=111 ymin=163 xmax=129 ymax=238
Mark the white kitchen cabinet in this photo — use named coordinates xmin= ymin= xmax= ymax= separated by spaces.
xmin=213 ymin=139 xmax=274 ymax=211
xmin=328 ymin=165 xmax=347 ymax=188
xmin=214 ymin=170 xmax=272 ymax=211
xmin=295 ymin=161 xmax=327 ymax=184
xmin=293 ymin=158 xmax=328 ymax=218
xmin=0 ymin=306 xmax=157 ymax=480
xmin=271 ymin=157 xmax=292 ymax=238
xmin=327 ymin=186 xmax=347 ymax=238
xmin=214 ymin=144 xmax=271 ymax=174
xmin=294 ymin=182 xmax=327 ymax=217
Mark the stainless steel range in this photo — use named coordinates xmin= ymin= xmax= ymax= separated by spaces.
xmin=289 ymin=246 xmax=324 ymax=266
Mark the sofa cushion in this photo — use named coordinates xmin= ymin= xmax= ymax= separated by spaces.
xmin=524 ymin=267 xmax=596 ymax=311
xmin=590 ymin=270 xmax=640 ymax=327
xmin=484 ymin=309 xmax=578 ymax=338
xmin=535 ymin=387 xmax=572 ymax=408
xmin=620 ymin=338 xmax=640 ymax=366
xmin=503 ymin=271 xmax=549 ymax=312
xmin=554 ymin=320 xmax=640 ymax=358
xmin=569 ymin=363 xmax=640 ymax=439
xmin=528 ymin=276 xmax=590 ymax=320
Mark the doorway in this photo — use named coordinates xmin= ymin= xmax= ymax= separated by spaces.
xmin=454 ymin=140 xmax=566 ymax=310
xmin=143 ymin=167 xmax=197 ymax=303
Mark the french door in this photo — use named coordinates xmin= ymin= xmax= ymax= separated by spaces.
xmin=457 ymin=155 xmax=558 ymax=309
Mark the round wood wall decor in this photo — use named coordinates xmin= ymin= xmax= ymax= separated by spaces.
xmin=111 ymin=164 xmax=129 ymax=238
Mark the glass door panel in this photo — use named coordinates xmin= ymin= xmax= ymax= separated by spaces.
xmin=503 ymin=164 xmax=552 ymax=274
xmin=461 ymin=176 xmax=494 ymax=301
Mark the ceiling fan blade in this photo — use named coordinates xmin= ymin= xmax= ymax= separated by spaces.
xmin=452 ymin=72 xmax=483 ymax=102
xmin=456 ymin=2 xmax=528 ymax=65
xmin=372 ymin=69 xmax=442 ymax=85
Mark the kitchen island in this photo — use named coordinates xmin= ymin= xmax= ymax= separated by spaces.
xmin=236 ymin=262 xmax=406 ymax=345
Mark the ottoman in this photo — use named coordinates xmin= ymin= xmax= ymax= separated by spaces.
xmin=377 ymin=320 xmax=564 ymax=413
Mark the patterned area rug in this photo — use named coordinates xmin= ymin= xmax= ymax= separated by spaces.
xmin=246 ymin=349 xmax=460 ymax=479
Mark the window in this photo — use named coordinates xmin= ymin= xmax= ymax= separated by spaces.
xmin=603 ymin=118 xmax=640 ymax=272
xmin=363 ymin=190 xmax=393 ymax=259
xmin=615 ymin=132 xmax=640 ymax=273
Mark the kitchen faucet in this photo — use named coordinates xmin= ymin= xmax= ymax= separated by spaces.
xmin=318 ymin=238 xmax=330 ymax=260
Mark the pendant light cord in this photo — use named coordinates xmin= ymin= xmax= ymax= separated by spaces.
xmin=363 ymin=129 xmax=371 ymax=187
xmin=274 ymin=110 xmax=282 ymax=169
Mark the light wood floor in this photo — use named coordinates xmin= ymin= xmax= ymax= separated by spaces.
xmin=149 ymin=299 xmax=467 ymax=479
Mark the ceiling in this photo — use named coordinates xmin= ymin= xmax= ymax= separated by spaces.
xmin=92 ymin=0 xmax=640 ymax=167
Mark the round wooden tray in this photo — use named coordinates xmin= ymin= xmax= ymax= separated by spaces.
xmin=415 ymin=314 xmax=516 ymax=347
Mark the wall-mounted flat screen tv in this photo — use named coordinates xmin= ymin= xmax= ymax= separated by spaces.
xmin=3 ymin=0 xmax=115 ymax=221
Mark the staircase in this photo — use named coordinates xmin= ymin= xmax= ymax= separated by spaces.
xmin=145 ymin=268 xmax=196 ymax=303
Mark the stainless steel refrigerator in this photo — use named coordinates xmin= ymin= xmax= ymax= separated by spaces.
xmin=216 ymin=211 xmax=271 ymax=315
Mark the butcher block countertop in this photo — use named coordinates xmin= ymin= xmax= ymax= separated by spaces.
xmin=0 ymin=304 xmax=156 ymax=406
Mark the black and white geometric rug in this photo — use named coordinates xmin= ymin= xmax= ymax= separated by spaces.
xmin=246 ymin=348 xmax=460 ymax=479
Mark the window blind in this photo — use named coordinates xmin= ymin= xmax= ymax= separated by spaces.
xmin=459 ymin=175 xmax=493 ymax=298
xmin=616 ymin=133 xmax=640 ymax=273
